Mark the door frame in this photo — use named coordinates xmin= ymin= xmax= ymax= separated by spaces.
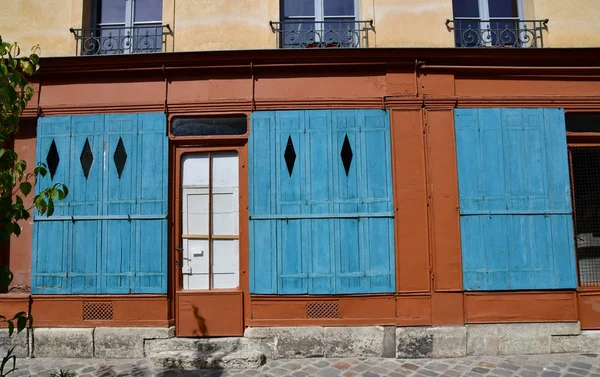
xmin=170 ymin=142 xmax=249 ymax=336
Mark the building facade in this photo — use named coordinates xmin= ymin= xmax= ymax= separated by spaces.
xmin=1 ymin=0 xmax=600 ymax=359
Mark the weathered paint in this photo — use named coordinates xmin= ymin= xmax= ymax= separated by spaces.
xmin=5 ymin=0 xmax=600 ymax=57
xmin=249 ymin=110 xmax=395 ymax=295
xmin=32 ymin=113 xmax=168 ymax=294
xmin=455 ymin=108 xmax=578 ymax=291
xmin=7 ymin=49 xmax=600 ymax=328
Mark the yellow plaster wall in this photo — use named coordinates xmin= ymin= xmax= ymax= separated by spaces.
xmin=4 ymin=0 xmax=600 ymax=56
xmin=172 ymin=0 xmax=278 ymax=51
xmin=363 ymin=0 xmax=454 ymax=47
xmin=1 ymin=0 xmax=85 ymax=57
xmin=527 ymin=0 xmax=600 ymax=47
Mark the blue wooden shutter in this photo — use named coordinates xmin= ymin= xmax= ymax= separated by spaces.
xmin=333 ymin=110 xmax=395 ymax=294
xmin=248 ymin=112 xmax=278 ymax=294
xmin=32 ymin=116 xmax=72 ymax=294
xmin=455 ymin=108 xmax=577 ymax=290
xmin=304 ymin=111 xmax=335 ymax=294
xmin=69 ymin=115 xmax=104 ymax=293
xmin=134 ymin=113 xmax=168 ymax=293
xmin=103 ymin=114 xmax=138 ymax=293
xmin=250 ymin=110 xmax=395 ymax=295
xmin=276 ymin=111 xmax=308 ymax=294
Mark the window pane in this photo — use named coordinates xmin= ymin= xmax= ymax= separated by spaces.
xmin=134 ymin=0 xmax=163 ymax=22
xmin=324 ymin=0 xmax=355 ymax=16
xmin=99 ymin=0 xmax=126 ymax=24
xmin=171 ymin=116 xmax=247 ymax=137
xmin=566 ymin=113 xmax=600 ymax=133
xmin=488 ymin=0 xmax=519 ymax=18
xmin=452 ymin=0 xmax=480 ymax=18
xmin=283 ymin=0 xmax=315 ymax=17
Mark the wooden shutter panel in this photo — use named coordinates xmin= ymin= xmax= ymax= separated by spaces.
xmin=69 ymin=115 xmax=104 ymax=293
xmin=333 ymin=110 xmax=395 ymax=294
xmin=276 ymin=111 xmax=308 ymax=294
xmin=103 ymin=114 xmax=138 ymax=293
xmin=134 ymin=113 xmax=168 ymax=293
xmin=455 ymin=108 xmax=577 ymax=291
xmin=249 ymin=112 xmax=278 ymax=294
xmin=32 ymin=116 xmax=72 ymax=294
xmin=304 ymin=111 xmax=335 ymax=294
xmin=249 ymin=110 xmax=395 ymax=295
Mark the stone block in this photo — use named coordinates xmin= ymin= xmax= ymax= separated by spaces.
xmin=432 ymin=326 xmax=466 ymax=358
xmin=467 ymin=324 xmax=499 ymax=356
xmin=151 ymin=350 xmax=265 ymax=370
xmin=0 ymin=328 xmax=29 ymax=358
xmin=34 ymin=328 xmax=93 ymax=358
xmin=498 ymin=323 xmax=551 ymax=355
xmin=146 ymin=337 xmax=247 ymax=357
xmin=396 ymin=326 xmax=466 ymax=358
xmin=396 ymin=327 xmax=433 ymax=358
xmin=324 ymin=326 xmax=385 ymax=357
xmin=552 ymin=331 xmax=600 ymax=353
xmin=95 ymin=327 xmax=173 ymax=358
xmin=244 ymin=327 xmax=324 ymax=359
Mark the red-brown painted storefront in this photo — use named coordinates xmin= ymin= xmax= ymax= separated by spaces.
xmin=3 ymin=48 xmax=599 ymax=332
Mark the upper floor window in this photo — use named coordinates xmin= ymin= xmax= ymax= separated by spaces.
xmin=71 ymin=0 xmax=169 ymax=55
xmin=271 ymin=0 xmax=373 ymax=48
xmin=449 ymin=0 xmax=548 ymax=48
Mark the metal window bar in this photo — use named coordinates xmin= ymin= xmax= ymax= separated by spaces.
xmin=270 ymin=20 xmax=374 ymax=48
xmin=569 ymin=146 xmax=600 ymax=287
xmin=70 ymin=24 xmax=171 ymax=55
xmin=446 ymin=18 xmax=548 ymax=48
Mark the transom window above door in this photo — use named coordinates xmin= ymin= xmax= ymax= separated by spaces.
xmin=271 ymin=0 xmax=374 ymax=48
xmin=449 ymin=0 xmax=548 ymax=48
xmin=70 ymin=0 xmax=170 ymax=55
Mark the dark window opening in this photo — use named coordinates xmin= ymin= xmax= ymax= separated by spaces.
xmin=171 ymin=116 xmax=248 ymax=137
xmin=570 ymin=147 xmax=600 ymax=287
xmin=566 ymin=113 xmax=600 ymax=133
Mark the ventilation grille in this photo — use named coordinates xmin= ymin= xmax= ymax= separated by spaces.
xmin=306 ymin=301 xmax=339 ymax=319
xmin=83 ymin=302 xmax=114 ymax=321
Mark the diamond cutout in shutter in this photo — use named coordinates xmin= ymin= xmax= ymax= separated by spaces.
xmin=283 ymin=135 xmax=296 ymax=177
xmin=79 ymin=138 xmax=94 ymax=179
xmin=113 ymin=137 xmax=127 ymax=179
xmin=340 ymin=134 xmax=353 ymax=176
xmin=46 ymin=139 xmax=60 ymax=180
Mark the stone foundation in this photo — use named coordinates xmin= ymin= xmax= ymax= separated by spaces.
xmin=0 ymin=323 xmax=597 ymax=363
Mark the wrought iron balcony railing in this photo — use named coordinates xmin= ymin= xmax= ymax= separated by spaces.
xmin=446 ymin=18 xmax=548 ymax=48
xmin=70 ymin=24 xmax=171 ymax=55
xmin=270 ymin=20 xmax=374 ymax=49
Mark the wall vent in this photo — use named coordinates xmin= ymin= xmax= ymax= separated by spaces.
xmin=82 ymin=302 xmax=114 ymax=321
xmin=306 ymin=301 xmax=339 ymax=319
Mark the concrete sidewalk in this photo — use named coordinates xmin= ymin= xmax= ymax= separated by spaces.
xmin=8 ymin=352 xmax=600 ymax=377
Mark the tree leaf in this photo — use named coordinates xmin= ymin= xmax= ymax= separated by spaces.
xmin=19 ymin=181 xmax=31 ymax=196
xmin=7 ymin=320 xmax=14 ymax=337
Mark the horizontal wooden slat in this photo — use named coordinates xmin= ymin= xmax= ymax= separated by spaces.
xmin=465 ymin=291 xmax=577 ymax=323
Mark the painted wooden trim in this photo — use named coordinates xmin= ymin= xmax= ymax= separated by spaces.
xmin=249 ymin=294 xmax=396 ymax=325
xmin=425 ymin=109 xmax=463 ymax=292
xmin=464 ymin=291 xmax=578 ymax=323
xmin=0 ymin=295 xmax=169 ymax=327
xmin=577 ymin=290 xmax=600 ymax=330
xmin=391 ymin=109 xmax=430 ymax=293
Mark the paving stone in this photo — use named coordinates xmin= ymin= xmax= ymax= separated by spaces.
xmin=317 ymin=367 xmax=341 ymax=377
xmin=472 ymin=367 xmax=490 ymax=374
xmin=520 ymin=370 xmax=539 ymax=377
xmin=500 ymin=363 xmax=521 ymax=371
xmin=574 ymin=364 xmax=594 ymax=371
xmin=569 ymin=368 xmax=591 ymax=376
xmin=541 ymin=372 xmax=562 ymax=377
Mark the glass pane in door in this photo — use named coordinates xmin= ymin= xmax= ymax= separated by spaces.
xmin=181 ymin=152 xmax=239 ymax=290
xmin=211 ymin=152 xmax=239 ymax=289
